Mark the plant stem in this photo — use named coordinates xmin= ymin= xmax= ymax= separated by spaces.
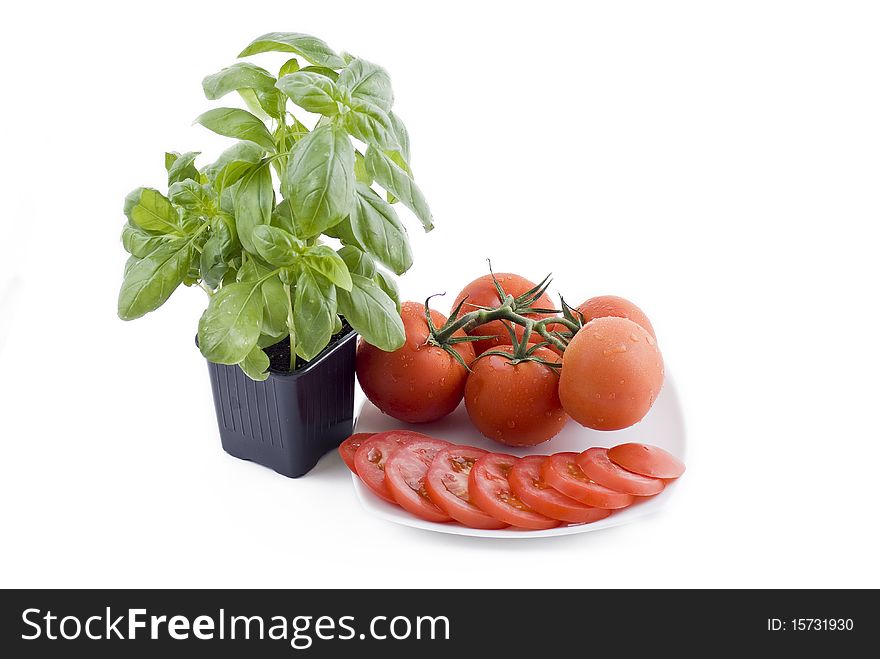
xmin=432 ymin=296 xmax=580 ymax=353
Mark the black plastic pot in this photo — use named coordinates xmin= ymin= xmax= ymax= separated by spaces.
xmin=202 ymin=328 xmax=358 ymax=478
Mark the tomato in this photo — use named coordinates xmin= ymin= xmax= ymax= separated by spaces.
xmin=608 ymin=443 xmax=685 ymax=479
xmin=425 ymin=445 xmax=508 ymax=529
xmin=464 ymin=346 xmax=568 ymax=447
xmin=356 ymin=301 xmax=475 ymax=423
xmin=576 ymin=295 xmax=656 ymax=339
xmin=469 ymin=453 xmax=559 ymax=529
xmin=540 ymin=452 xmax=636 ymax=509
xmin=338 ymin=433 xmax=374 ymax=473
xmin=508 ymin=456 xmax=612 ymax=524
xmin=384 ymin=439 xmax=452 ymax=523
xmin=452 ymin=273 xmax=556 ymax=356
xmin=354 ymin=430 xmax=431 ymax=503
xmin=559 ymin=316 xmax=664 ymax=430
xmin=576 ymin=447 xmax=665 ymax=496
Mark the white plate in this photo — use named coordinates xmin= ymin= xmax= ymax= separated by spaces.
xmin=352 ymin=374 xmax=686 ymax=538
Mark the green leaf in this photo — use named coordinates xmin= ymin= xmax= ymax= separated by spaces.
xmin=271 ymin=198 xmax=297 ymax=235
xmin=343 ymin=99 xmax=398 ymax=150
xmin=121 ymin=224 xmax=171 ymax=258
xmin=238 ymin=32 xmax=345 ymax=69
xmin=168 ymin=180 xmax=217 ymax=218
xmin=234 ymin=163 xmax=274 ymax=254
xmin=302 ymin=245 xmax=353 ymax=290
xmin=238 ymin=345 xmax=270 ymax=381
xmin=167 ymin=151 xmax=200 ymax=185
xmin=283 ymin=124 xmax=354 ymax=237
xmin=202 ymin=62 xmax=277 ymax=99
xmin=354 ymin=150 xmax=372 ymax=185
xmin=388 ymin=112 xmax=411 ymax=164
xmin=275 ymin=71 xmax=343 ymax=115
xmin=198 ymin=281 xmax=264 ymax=364
xmin=118 ymin=239 xmax=192 ymax=320
xmin=194 ymin=108 xmax=276 ymax=152
xmin=123 ymin=187 xmax=181 ymax=234
xmin=237 ymin=88 xmax=271 ymax=122
xmin=323 ymin=215 xmax=362 ymax=248
xmin=349 ymin=184 xmax=412 ymax=275
xmin=300 ymin=65 xmax=339 ymax=81
xmin=337 ymin=58 xmax=393 ymax=111
xmin=165 ymin=152 xmax=179 ymax=172
xmin=374 ymin=268 xmax=401 ymax=313
xmin=260 ymin=273 xmax=289 ymax=338
xmin=337 ymin=273 xmax=405 ymax=351
xmin=204 ymin=141 xmax=264 ymax=192
xmin=337 ymin=244 xmax=377 ymax=278
xmin=365 ymin=147 xmax=433 ymax=231
xmin=251 ymin=225 xmax=303 ymax=267
xmin=200 ymin=214 xmax=237 ymax=289
xmin=279 ymin=58 xmax=300 ymax=77
xmin=294 ymin=268 xmax=337 ymax=361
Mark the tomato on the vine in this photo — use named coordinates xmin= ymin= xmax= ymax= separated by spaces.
xmin=452 ymin=273 xmax=557 ymax=356
xmin=356 ymin=301 xmax=475 ymax=423
xmin=576 ymin=295 xmax=656 ymax=339
xmin=464 ymin=346 xmax=568 ymax=447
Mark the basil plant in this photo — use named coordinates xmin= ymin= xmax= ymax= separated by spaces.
xmin=118 ymin=32 xmax=433 ymax=381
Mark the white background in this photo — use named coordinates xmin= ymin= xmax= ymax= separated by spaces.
xmin=1 ymin=1 xmax=878 ymax=588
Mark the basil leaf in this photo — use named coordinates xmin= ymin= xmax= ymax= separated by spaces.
xmin=302 ymin=245 xmax=353 ymax=291
xmin=167 ymin=151 xmax=200 ymax=186
xmin=337 ymin=245 xmax=376 ymax=278
xmin=204 ymin=141 xmax=264 ymax=192
xmin=365 ymin=147 xmax=433 ymax=231
xmin=336 ymin=273 xmax=405 ymax=351
xmin=271 ymin=198 xmax=296 ymax=235
xmin=354 ymin=150 xmax=372 ymax=185
xmin=194 ymin=108 xmax=276 ymax=152
xmin=294 ymin=268 xmax=337 ymax=361
xmin=121 ymin=224 xmax=171 ymax=259
xmin=349 ymin=184 xmax=412 ymax=275
xmin=234 ymin=164 xmax=273 ymax=255
xmin=200 ymin=215 xmax=237 ymax=289
xmin=238 ymin=345 xmax=270 ymax=381
xmin=323 ymin=216 xmax=362 ymax=248
xmin=198 ymin=280 xmax=264 ymax=364
xmin=343 ymin=99 xmax=398 ymax=151
xmin=388 ymin=112 xmax=411 ymax=164
xmin=238 ymin=32 xmax=345 ymax=69
xmin=202 ymin=62 xmax=277 ymax=99
xmin=165 ymin=152 xmax=179 ymax=172
xmin=374 ymin=268 xmax=401 ymax=313
xmin=260 ymin=273 xmax=289 ymax=338
xmin=237 ymin=88 xmax=271 ymax=122
xmin=236 ymin=254 xmax=274 ymax=283
xmin=118 ymin=239 xmax=192 ymax=320
xmin=337 ymin=58 xmax=393 ymax=112
xmin=300 ymin=66 xmax=339 ymax=81
xmin=283 ymin=124 xmax=354 ymax=237
xmin=168 ymin=180 xmax=217 ymax=218
xmin=123 ymin=187 xmax=181 ymax=234
xmin=279 ymin=58 xmax=300 ymax=77
xmin=251 ymin=225 xmax=303 ymax=267
xmin=275 ymin=71 xmax=343 ymax=115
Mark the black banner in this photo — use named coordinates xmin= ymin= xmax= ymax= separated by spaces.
xmin=0 ymin=589 xmax=871 ymax=656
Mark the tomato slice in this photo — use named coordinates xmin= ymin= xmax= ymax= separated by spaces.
xmin=425 ymin=446 xmax=508 ymax=529
xmin=354 ymin=430 xmax=432 ymax=503
xmin=384 ymin=439 xmax=453 ymax=523
xmin=608 ymin=443 xmax=686 ymax=479
xmin=338 ymin=433 xmax=375 ymax=473
xmin=576 ymin=447 xmax=665 ymax=496
xmin=469 ymin=453 xmax=559 ymax=530
xmin=540 ymin=453 xmax=635 ymax=509
xmin=509 ymin=456 xmax=612 ymax=524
